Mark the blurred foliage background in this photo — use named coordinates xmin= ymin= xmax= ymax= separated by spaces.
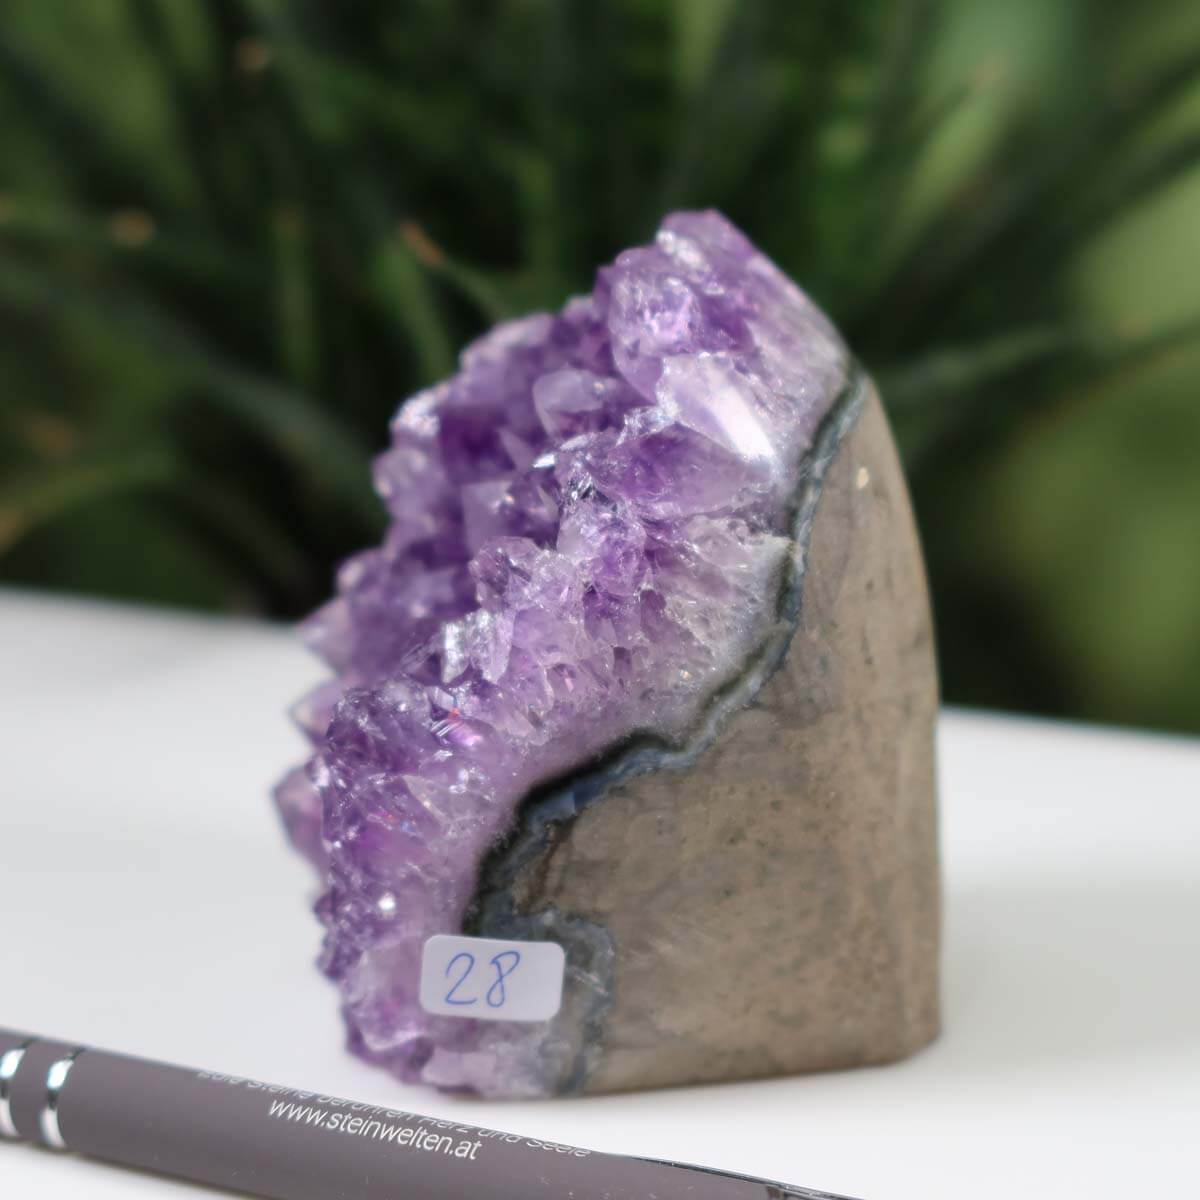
xmin=2 ymin=0 xmax=1199 ymax=733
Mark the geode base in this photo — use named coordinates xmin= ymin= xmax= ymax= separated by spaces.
xmin=469 ymin=375 xmax=939 ymax=1094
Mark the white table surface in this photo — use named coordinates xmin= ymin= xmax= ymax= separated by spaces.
xmin=1 ymin=588 xmax=1197 ymax=1199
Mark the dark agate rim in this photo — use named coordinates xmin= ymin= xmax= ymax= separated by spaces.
xmin=463 ymin=365 xmax=868 ymax=1093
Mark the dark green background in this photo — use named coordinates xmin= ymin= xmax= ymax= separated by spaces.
xmin=2 ymin=1 xmax=1199 ymax=733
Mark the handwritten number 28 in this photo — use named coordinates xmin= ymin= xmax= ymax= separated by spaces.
xmin=443 ymin=950 xmax=522 ymax=1008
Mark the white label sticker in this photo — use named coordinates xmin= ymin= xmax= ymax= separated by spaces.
xmin=419 ymin=935 xmax=565 ymax=1022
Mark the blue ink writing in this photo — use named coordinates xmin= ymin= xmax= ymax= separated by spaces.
xmin=444 ymin=951 xmax=477 ymax=1006
xmin=487 ymin=950 xmax=522 ymax=1009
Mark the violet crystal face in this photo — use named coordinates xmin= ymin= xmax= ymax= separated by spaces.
xmin=276 ymin=211 xmax=850 ymax=1096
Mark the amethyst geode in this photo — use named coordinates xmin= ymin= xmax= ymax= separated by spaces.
xmin=277 ymin=211 xmax=939 ymax=1097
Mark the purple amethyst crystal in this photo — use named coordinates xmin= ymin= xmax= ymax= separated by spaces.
xmin=277 ymin=211 xmax=850 ymax=1096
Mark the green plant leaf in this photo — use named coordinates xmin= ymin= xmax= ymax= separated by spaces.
xmin=879 ymin=324 xmax=1074 ymax=411
xmin=0 ymin=196 xmax=258 ymax=292
xmin=0 ymin=448 xmax=173 ymax=555
xmin=368 ymin=230 xmax=456 ymax=384
xmin=0 ymin=249 xmax=378 ymax=527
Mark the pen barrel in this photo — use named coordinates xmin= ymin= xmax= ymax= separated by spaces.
xmin=0 ymin=1030 xmax=830 ymax=1200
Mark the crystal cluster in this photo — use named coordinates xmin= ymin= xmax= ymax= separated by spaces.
xmin=276 ymin=211 xmax=848 ymax=1095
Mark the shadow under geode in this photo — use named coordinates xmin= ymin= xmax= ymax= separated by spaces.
xmin=943 ymin=872 xmax=1200 ymax=1070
